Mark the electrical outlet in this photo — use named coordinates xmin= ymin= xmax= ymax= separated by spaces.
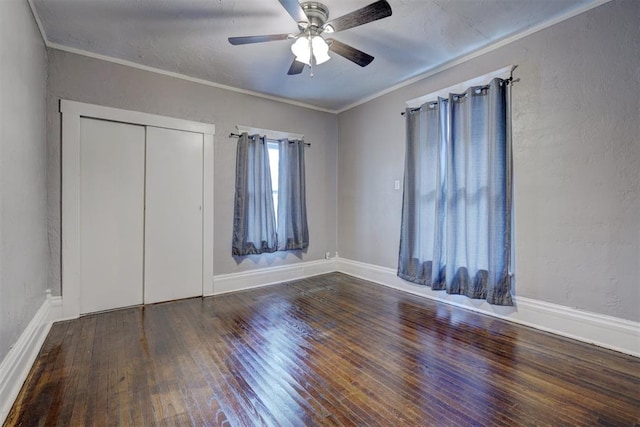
xmin=325 ymin=251 xmax=331 ymax=260
xmin=394 ymin=179 xmax=401 ymax=190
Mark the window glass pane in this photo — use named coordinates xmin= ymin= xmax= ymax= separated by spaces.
xmin=267 ymin=143 xmax=279 ymax=221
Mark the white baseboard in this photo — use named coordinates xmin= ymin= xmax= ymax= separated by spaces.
xmin=2 ymin=256 xmax=635 ymax=426
xmin=0 ymin=294 xmax=60 ymax=425
xmin=211 ymin=258 xmax=337 ymax=295
xmin=336 ymin=257 xmax=640 ymax=357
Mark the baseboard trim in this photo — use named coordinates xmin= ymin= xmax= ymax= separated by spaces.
xmin=1 ymin=256 xmax=635 ymax=426
xmin=0 ymin=294 xmax=59 ymax=424
xmin=211 ymin=259 xmax=337 ymax=295
xmin=336 ymin=257 xmax=640 ymax=357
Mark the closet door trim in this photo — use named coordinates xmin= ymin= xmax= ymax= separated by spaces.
xmin=61 ymin=100 xmax=215 ymax=319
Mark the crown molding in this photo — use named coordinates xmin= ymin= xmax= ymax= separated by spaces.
xmin=27 ymin=0 xmax=610 ymax=115
xmin=47 ymin=43 xmax=337 ymax=114
xmin=26 ymin=0 xmax=336 ymax=115
xmin=335 ymin=0 xmax=611 ymax=113
xmin=26 ymin=0 xmax=47 ymax=46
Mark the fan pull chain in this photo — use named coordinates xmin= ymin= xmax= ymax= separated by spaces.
xmin=309 ymin=36 xmax=315 ymax=78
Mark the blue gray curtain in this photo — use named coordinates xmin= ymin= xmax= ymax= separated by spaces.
xmin=232 ymin=133 xmax=278 ymax=255
xmin=398 ymin=78 xmax=512 ymax=305
xmin=277 ymin=139 xmax=309 ymax=251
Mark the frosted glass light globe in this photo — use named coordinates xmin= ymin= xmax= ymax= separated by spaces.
xmin=311 ymin=36 xmax=330 ymax=65
xmin=291 ymin=36 xmax=330 ymax=66
xmin=291 ymin=37 xmax=311 ymax=65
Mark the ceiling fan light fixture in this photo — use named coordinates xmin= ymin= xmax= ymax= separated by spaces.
xmin=291 ymin=36 xmax=330 ymax=66
xmin=312 ymin=36 xmax=330 ymax=64
xmin=229 ymin=1 xmax=392 ymax=76
xmin=291 ymin=37 xmax=310 ymax=64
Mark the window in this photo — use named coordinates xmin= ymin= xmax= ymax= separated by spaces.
xmin=398 ymin=69 xmax=514 ymax=306
xmin=267 ymin=142 xmax=279 ymax=224
xmin=232 ymin=126 xmax=309 ymax=255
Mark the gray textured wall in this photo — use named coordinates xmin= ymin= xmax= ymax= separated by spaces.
xmin=0 ymin=0 xmax=49 ymax=361
xmin=46 ymin=50 xmax=339 ymax=296
xmin=337 ymin=0 xmax=640 ymax=321
xmin=41 ymin=1 xmax=640 ymax=324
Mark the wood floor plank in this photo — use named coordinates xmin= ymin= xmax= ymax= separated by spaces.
xmin=5 ymin=273 xmax=639 ymax=426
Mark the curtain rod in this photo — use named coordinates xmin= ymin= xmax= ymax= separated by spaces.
xmin=400 ymin=74 xmax=520 ymax=116
xmin=229 ymin=133 xmax=311 ymax=147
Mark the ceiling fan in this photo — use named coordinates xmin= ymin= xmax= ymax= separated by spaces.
xmin=228 ymin=0 xmax=392 ymax=76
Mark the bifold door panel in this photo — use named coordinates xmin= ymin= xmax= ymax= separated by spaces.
xmin=79 ymin=118 xmax=145 ymax=314
xmin=144 ymin=127 xmax=203 ymax=304
xmin=77 ymin=119 xmax=204 ymax=314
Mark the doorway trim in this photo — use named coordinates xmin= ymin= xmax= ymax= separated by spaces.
xmin=60 ymin=100 xmax=215 ymax=318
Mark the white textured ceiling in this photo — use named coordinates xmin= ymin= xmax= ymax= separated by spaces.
xmin=31 ymin=0 xmax=596 ymax=112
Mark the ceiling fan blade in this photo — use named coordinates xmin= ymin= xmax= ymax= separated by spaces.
xmin=323 ymin=0 xmax=392 ymax=32
xmin=278 ymin=0 xmax=308 ymax=24
xmin=287 ymin=59 xmax=306 ymax=75
xmin=327 ymin=39 xmax=374 ymax=67
xmin=228 ymin=34 xmax=291 ymax=45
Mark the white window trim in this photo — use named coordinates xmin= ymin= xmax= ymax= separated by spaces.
xmin=405 ymin=65 xmax=514 ymax=108
xmin=236 ymin=124 xmax=304 ymax=141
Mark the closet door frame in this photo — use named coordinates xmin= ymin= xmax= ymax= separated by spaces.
xmin=61 ymin=100 xmax=215 ymax=319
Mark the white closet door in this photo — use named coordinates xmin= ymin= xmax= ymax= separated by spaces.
xmin=144 ymin=127 xmax=203 ymax=304
xmin=79 ymin=118 xmax=145 ymax=314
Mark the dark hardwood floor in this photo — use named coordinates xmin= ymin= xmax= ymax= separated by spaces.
xmin=5 ymin=273 xmax=640 ymax=426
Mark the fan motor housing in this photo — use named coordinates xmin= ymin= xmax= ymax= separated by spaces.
xmin=300 ymin=2 xmax=329 ymax=32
